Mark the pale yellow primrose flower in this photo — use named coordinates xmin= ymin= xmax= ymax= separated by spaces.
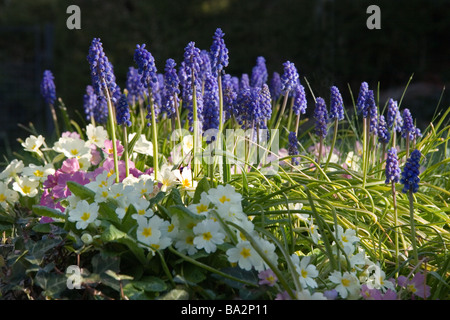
xmin=68 ymin=199 xmax=99 ymax=230
xmin=53 ymin=136 xmax=91 ymax=160
xmin=0 ymin=181 xmax=19 ymax=209
xmin=12 ymin=176 xmax=39 ymax=197
xmin=22 ymin=163 xmax=55 ymax=182
xmin=0 ymin=159 xmax=24 ymax=182
xmin=21 ymin=134 xmax=45 ymax=156
xmin=128 ymin=133 xmax=153 ymax=156
xmin=86 ymin=124 xmax=108 ymax=148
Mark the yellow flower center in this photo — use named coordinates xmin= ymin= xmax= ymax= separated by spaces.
xmin=107 ymin=169 xmax=114 ymax=177
xmin=81 ymin=212 xmax=90 ymax=221
xmin=102 ymin=191 xmax=108 ymax=198
xmin=71 ymin=149 xmax=78 ymax=155
xmin=301 ymin=269 xmax=308 ymax=278
xmin=182 ymin=178 xmax=191 ymax=188
xmin=407 ymin=284 xmax=417 ymax=293
xmin=186 ymin=236 xmax=194 ymax=245
xmin=141 ymin=227 xmax=152 ymax=238
xmin=240 ymin=247 xmax=251 ymax=258
xmin=22 ymin=185 xmax=31 ymax=194
xmin=0 ymin=194 xmax=6 ymax=202
xmin=168 ymin=224 xmax=175 ymax=232
xmin=196 ymin=203 xmax=208 ymax=214
xmin=342 ymin=236 xmax=348 ymax=243
xmin=341 ymin=278 xmax=351 ymax=287
xmin=138 ymin=209 xmax=146 ymax=215
xmin=140 ymin=188 xmax=147 ymax=195
xmin=202 ymin=232 xmax=213 ymax=241
xmin=219 ymin=195 xmax=230 ymax=203
xmin=34 ymin=170 xmax=44 ymax=177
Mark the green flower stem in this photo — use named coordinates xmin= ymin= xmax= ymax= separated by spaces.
xmin=392 ymin=181 xmax=399 ymax=274
xmin=104 ymin=86 xmax=120 ymax=183
xmin=149 ymin=94 xmax=159 ymax=182
xmin=274 ymin=92 xmax=289 ymax=131
xmin=324 ymin=118 xmax=338 ymax=172
xmin=192 ymin=77 xmax=200 ymax=179
xmin=362 ymin=117 xmax=368 ymax=188
xmin=408 ymin=190 xmax=419 ymax=265
xmin=122 ymin=125 xmax=129 ymax=178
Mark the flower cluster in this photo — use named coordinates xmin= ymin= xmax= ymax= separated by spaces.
xmin=400 ymin=149 xmax=421 ymax=193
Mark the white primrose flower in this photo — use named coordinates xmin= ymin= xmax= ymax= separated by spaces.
xmin=192 ymin=219 xmax=225 ymax=254
xmin=291 ymin=254 xmax=319 ymax=289
xmin=306 ymin=217 xmax=321 ymax=244
xmin=53 ymin=136 xmax=91 ymax=160
xmin=128 ymin=133 xmax=153 ymax=156
xmin=132 ymin=174 xmax=155 ymax=198
xmin=12 ymin=176 xmax=39 ymax=197
xmin=68 ymin=200 xmax=99 ymax=230
xmin=187 ymin=192 xmax=211 ymax=217
xmin=0 ymin=181 xmax=19 ymax=210
xmin=174 ymin=229 xmax=198 ymax=256
xmin=328 ymin=270 xmax=361 ymax=299
xmin=86 ymin=124 xmax=108 ymax=148
xmin=136 ymin=215 xmax=166 ymax=250
xmin=0 ymin=159 xmax=24 ymax=182
xmin=22 ymin=163 xmax=55 ymax=182
xmin=86 ymin=170 xmax=116 ymax=194
xmin=130 ymin=197 xmax=153 ymax=220
xmin=21 ymin=135 xmax=45 ymax=156
xmin=182 ymin=134 xmax=193 ymax=154
xmin=296 ymin=290 xmax=327 ymax=300
xmin=226 ymin=240 xmax=264 ymax=271
xmin=174 ymin=167 xmax=196 ymax=191
xmin=157 ymin=165 xmax=178 ymax=192
xmin=334 ymin=225 xmax=360 ymax=254
xmin=207 ymin=184 xmax=242 ymax=209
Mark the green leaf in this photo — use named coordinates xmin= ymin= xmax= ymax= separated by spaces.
xmin=193 ymin=176 xmax=210 ymax=203
xmin=101 ymin=223 xmax=147 ymax=265
xmin=35 ymin=269 xmax=68 ymax=299
xmin=98 ymin=201 xmax=121 ymax=225
xmin=66 ymin=181 xmax=95 ymax=201
xmin=92 ymin=253 xmax=120 ymax=275
xmin=32 ymin=205 xmax=66 ymax=220
xmin=170 ymin=187 xmax=184 ymax=206
xmin=149 ymin=191 xmax=166 ymax=207
xmin=131 ymin=276 xmax=167 ymax=292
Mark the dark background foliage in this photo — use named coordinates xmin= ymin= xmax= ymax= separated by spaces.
xmin=1 ymin=0 xmax=449 ymax=158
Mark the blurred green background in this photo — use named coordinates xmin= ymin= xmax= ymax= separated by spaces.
xmin=1 ymin=0 xmax=449 ymax=159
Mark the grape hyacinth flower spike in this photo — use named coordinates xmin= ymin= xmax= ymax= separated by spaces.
xmin=386 ymin=98 xmax=401 ymax=147
xmin=385 ymin=147 xmax=402 ymax=270
xmin=400 ymin=148 xmax=422 ymax=265
xmin=87 ymin=38 xmax=120 ymax=182
xmin=356 ymin=81 xmax=369 ymax=116
xmin=134 ymin=43 xmax=160 ymax=180
xmin=162 ymin=58 xmax=181 ymax=130
xmin=288 ymin=131 xmax=300 ymax=166
xmin=116 ymin=94 xmax=132 ymax=177
xmin=292 ymin=83 xmax=307 ymax=134
xmin=313 ymin=97 xmax=328 ymax=167
xmin=325 ymin=86 xmax=343 ymax=171
xmin=401 ymin=108 xmax=414 ymax=158
xmin=377 ymin=115 xmax=390 ymax=162
xmin=40 ymin=70 xmax=59 ymax=137
xmin=276 ymin=61 xmax=299 ymax=130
